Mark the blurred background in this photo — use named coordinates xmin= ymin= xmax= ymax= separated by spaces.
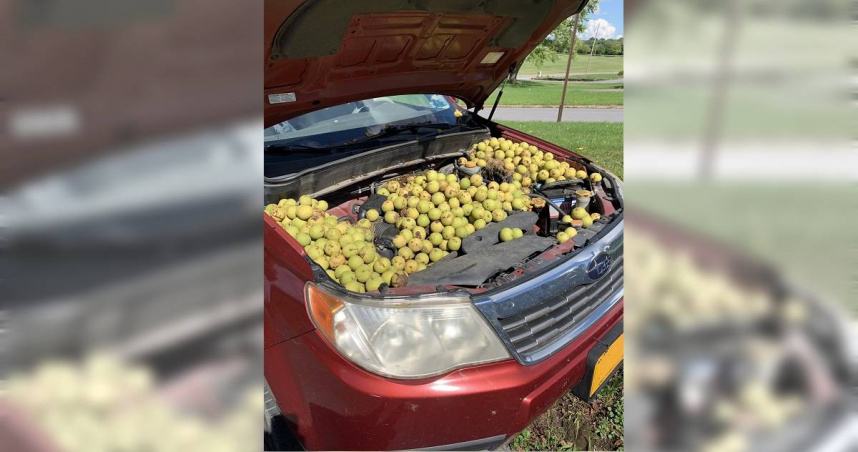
xmin=623 ymin=0 xmax=856 ymax=450
xmin=2 ymin=1 xmax=264 ymax=450
xmin=3 ymin=0 xmax=856 ymax=451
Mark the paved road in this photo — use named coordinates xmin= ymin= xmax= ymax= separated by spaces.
xmin=625 ymin=144 xmax=857 ymax=180
xmin=480 ymin=107 xmax=623 ymax=123
xmin=518 ymin=73 xmax=622 ymax=84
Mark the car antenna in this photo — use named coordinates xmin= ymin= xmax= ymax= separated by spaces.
xmin=488 ymin=63 xmax=516 ymax=121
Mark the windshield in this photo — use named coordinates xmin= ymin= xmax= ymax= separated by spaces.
xmin=264 ymin=94 xmax=461 ymax=149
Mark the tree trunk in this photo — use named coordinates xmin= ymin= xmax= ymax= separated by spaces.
xmin=557 ymin=14 xmax=580 ymax=122
xmin=507 ymin=65 xmax=521 ymax=84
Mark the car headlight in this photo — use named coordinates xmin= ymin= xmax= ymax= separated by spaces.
xmin=306 ymin=282 xmax=510 ymax=379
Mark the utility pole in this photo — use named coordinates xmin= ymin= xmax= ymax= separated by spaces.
xmin=584 ymin=21 xmax=601 ymax=76
xmin=557 ymin=14 xmax=580 ymax=122
xmin=700 ymin=0 xmax=740 ymax=179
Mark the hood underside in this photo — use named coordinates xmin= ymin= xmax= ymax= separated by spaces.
xmin=264 ymin=0 xmax=587 ymax=127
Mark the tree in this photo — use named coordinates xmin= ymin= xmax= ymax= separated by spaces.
xmin=522 ymin=45 xmax=558 ymax=76
xmin=604 ymin=39 xmax=623 ymax=55
xmin=507 ymin=0 xmax=600 ymax=83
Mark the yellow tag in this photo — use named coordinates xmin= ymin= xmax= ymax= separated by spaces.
xmin=590 ymin=333 xmax=624 ymax=396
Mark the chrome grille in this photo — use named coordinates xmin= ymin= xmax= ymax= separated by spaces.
xmin=498 ymin=255 xmax=624 ymax=358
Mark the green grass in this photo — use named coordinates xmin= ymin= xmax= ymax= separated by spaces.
xmin=498 ymin=121 xmax=623 ymax=178
xmin=625 ymin=84 xmax=853 ymax=140
xmin=486 ymin=81 xmax=623 ymax=107
xmin=573 ymin=82 xmax=625 ymax=90
xmin=518 ymin=54 xmax=624 ymax=76
xmin=510 ymin=372 xmax=624 ymax=451
xmin=557 ymin=73 xmax=624 ymax=81
xmin=531 ymin=73 xmax=623 ymax=81
xmin=626 ymin=183 xmax=857 ymax=314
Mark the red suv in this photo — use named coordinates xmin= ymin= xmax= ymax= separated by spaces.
xmin=263 ymin=1 xmax=623 ymax=450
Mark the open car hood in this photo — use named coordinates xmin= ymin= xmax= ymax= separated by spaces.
xmin=265 ymin=0 xmax=588 ymax=127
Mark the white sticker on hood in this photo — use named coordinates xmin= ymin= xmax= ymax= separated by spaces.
xmin=10 ymin=105 xmax=80 ymax=140
xmin=268 ymin=92 xmax=296 ymax=104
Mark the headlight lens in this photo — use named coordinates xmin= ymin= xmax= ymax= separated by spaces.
xmin=306 ymin=282 xmax=510 ymax=379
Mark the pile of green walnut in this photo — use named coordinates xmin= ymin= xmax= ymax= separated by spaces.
xmin=265 ymin=196 xmax=386 ymax=293
xmin=265 ymin=141 xmax=605 ymax=292
xmin=460 ymin=136 xmax=603 ymax=188
xmin=6 ymin=355 xmax=260 ymax=452
xmin=374 ymin=169 xmax=532 ymax=255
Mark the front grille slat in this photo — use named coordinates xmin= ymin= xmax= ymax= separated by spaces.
xmin=526 ymin=303 xmax=575 ymax=336
xmin=497 ymin=255 xmax=624 ymax=360
xmin=522 ymin=304 xmax=554 ymax=323
xmin=515 ymin=338 xmax=541 ymax=354
xmin=501 ymin=316 xmax=527 ymax=330
xmin=506 ymin=326 xmax=533 ymax=343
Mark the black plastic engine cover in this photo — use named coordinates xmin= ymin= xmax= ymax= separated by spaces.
xmin=407 ymin=235 xmax=556 ymax=287
xmin=372 ymin=222 xmax=399 ymax=259
xmin=358 ymin=194 xmax=388 ymax=218
xmin=460 ymin=211 xmax=539 ymax=254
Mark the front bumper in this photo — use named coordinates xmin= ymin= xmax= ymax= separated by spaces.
xmin=265 ymin=298 xmax=622 ymax=450
xmin=474 ymin=218 xmax=624 ymax=365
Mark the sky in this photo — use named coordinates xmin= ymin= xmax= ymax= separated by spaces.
xmin=582 ymin=0 xmax=624 ymax=39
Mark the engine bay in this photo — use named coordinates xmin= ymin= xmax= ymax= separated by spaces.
xmin=264 ymin=132 xmax=622 ymax=294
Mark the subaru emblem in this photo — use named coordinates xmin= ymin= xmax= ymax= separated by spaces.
xmin=587 ymin=252 xmax=611 ymax=280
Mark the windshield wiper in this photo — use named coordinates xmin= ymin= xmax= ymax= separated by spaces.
xmin=344 ymin=122 xmax=462 ymax=145
xmin=265 ymin=142 xmax=325 ymax=151
xmin=265 ymin=140 xmax=379 ymax=154
xmin=381 ymin=121 xmax=460 ymax=134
